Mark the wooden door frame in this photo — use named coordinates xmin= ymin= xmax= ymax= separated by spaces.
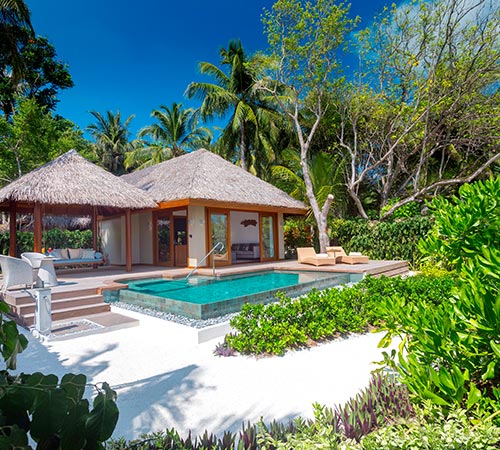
xmin=259 ymin=212 xmax=278 ymax=262
xmin=206 ymin=207 xmax=231 ymax=266
xmin=153 ymin=207 xmax=188 ymax=266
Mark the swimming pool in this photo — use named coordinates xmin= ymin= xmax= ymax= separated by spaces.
xmin=117 ymin=270 xmax=362 ymax=319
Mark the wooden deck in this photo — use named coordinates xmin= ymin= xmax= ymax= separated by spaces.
xmin=1 ymin=259 xmax=408 ymax=334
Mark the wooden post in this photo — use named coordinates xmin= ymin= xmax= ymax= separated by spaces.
xmin=125 ymin=209 xmax=132 ymax=272
xmin=9 ymin=202 xmax=16 ymax=256
xmin=92 ymin=206 xmax=98 ymax=250
xmin=33 ymin=203 xmax=42 ymax=253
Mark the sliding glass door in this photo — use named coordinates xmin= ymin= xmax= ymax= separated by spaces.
xmin=260 ymin=213 xmax=277 ymax=261
xmin=208 ymin=209 xmax=229 ymax=265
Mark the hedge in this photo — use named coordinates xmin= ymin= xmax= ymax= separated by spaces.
xmin=0 ymin=229 xmax=93 ymax=256
xmin=284 ymin=216 xmax=433 ymax=268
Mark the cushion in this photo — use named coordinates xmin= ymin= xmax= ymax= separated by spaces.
xmin=67 ymin=248 xmax=82 ymax=259
xmin=316 ymin=253 xmax=328 ymax=258
xmin=51 ymin=248 xmax=68 ymax=259
xmin=94 ymin=252 xmax=103 ymax=260
xmin=81 ymin=249 xmax=95 ymax=259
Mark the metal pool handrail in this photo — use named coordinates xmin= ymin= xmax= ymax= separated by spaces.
xmin=185 ymin=241 xmax=224 ymax=281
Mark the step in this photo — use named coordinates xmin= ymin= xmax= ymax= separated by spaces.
xmin=22 ymin=303 xmax=111 ymax=326
xmin=5 ymin=288 xmax=99 ymax=306
xmin=17 ymin=295 xmax=104 ymax=316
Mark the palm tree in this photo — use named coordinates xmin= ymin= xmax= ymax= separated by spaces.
xmin=272 ymin=149 xmax=348 ymax=218
xmin=125 ymin=103 xmax=211 ymax=170
xmin=0 ymin=0 xmax=32 ymax=77
xmin=186 ymin=40 xmax=272 ymax=171
xmin=86 ymin=110 xmax=134 ymax=175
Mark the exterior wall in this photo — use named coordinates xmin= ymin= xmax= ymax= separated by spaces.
xmin=100 ymin=217 xmax=123 ymax=265
xmin=138 ymin=212 xmax=153 ymax=264
xmin=187 ymin=205 xmax=206 ymax=267
xmin=278 ymin=213 xmax=285 ymax=259
xmin=230 ymin=211 xmax=259 ymax=244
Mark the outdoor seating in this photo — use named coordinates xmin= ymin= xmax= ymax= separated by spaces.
xmin=297 ymin=247 xmax=336 ymax=266
xmin=0 ymin=255 xmax=36 ymax=291
xmin=326 ymin=246 xmax=369 ymax=265
xmin=21 ymin=252 xmax=59 ymax=287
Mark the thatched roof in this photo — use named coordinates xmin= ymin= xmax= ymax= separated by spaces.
xmin=0 ymin=150 xmax=157 ymax=210
xmin=122 ymin=149 xmax=307 ymax=211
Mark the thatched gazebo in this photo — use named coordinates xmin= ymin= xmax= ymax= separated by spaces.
xmin=0 ymin=150 xmax=157 ymax=271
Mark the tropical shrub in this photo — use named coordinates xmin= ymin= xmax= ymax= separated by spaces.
xmin=282 ymin=218 xmax=313 ymax=258
xmin=327 ymin=217 xmax=433 ymax=268
xmin=224 ymin=274 xmax=456 ymax=356
xmin=0 ymin=304 xmax=118 ymax=448
xmin=379 ymin=178 xmax=500 ymax=415
xmin=419 ymin=176 xmax=500 ymax=270
xmin=359 ymin=408 xmax=500 ymax=450
xmin=226 ymin=286 xmax=373 ymax=356
xmin=0 ymin=229 xmax=94 ymax=256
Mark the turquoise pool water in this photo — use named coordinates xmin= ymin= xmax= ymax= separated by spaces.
xmin=118 ymin=270 xmax=359 ymax=319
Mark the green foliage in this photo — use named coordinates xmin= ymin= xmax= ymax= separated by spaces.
xmin=0 ymin=229 xmax=93 ymax=256
xmin=225 ymin=274 xmax=455 ymax=356
xmin=419 ymin=177 xmax=500 ymax=271
xmin=379 ymin=256 xmax=500 ymax=414
xmin=326 ymin=217 xmax=433 ymax=268
xmin=380 ymin=199 xmax=421 ymax=219
xmin=0 ymin=30 xmax=73 ymax=119
xmin=0 ymin=308 xmax=118 ymax=448
xmin=359 ymin=408 xmax=500 ymax=450
xmin=227 ymin=285 xmax=373 ymax=356
xmin=0 ymin=97 xmax=90 ymax=182
xmin=377 ymin=177 xmax=500 ymax=413
xmin=282 ymin=217 xmax=312 ymax=258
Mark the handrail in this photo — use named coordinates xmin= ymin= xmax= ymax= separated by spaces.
xmin=185 ymin=242 xmax=224 ymax=280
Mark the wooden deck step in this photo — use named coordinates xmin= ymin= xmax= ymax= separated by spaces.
xmin=22 ymin=302 xmax=111 ymax=326
xmin=17 ymin=295 xmax=104 ymax=316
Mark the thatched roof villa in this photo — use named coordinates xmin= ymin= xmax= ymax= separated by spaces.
xmin=106 ymin=149 xmax=306 ymax=268
xmin=0 ymin=149 xmax=307 ymax=270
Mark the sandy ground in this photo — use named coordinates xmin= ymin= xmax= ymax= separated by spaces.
xmin=14 ymin=306 xmax=391 ymax=441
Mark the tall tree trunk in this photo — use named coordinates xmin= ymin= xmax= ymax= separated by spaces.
xmin=240 ymin=121 xmax=247 ymax=171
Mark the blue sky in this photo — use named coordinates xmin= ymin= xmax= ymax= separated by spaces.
xmin=27 ymin=0 xmax=393 ymax=138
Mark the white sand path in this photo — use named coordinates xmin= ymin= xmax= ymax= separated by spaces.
xmin=15 ymin=307 xmax=391 ymax=441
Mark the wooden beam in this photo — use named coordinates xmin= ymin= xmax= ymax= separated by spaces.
xmin=92 ymin=206 xmax=98 ymax=250
xmin=9 ymin=202 xmax=16 ymax=256
xmin=33 ymin=203 xmax=42 ymax=252
xmin=125 ymin=209 xmax=132 ymax=272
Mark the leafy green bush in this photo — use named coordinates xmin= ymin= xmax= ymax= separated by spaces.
xmin=226 ymin=285 xmax=374 ymax=355
xmin=327 ymin=217 xmax=433 ymax=268
xmin=419 ymin=176 xmax=500 ymax=270
xmin=225 ymin=274 xmax=456 ymax=356
xmin=0 ymin=304 xmax=118 ymax=448
xmin=283 ymin=217 xmax=313 ymax=258
xmin=359 ymin=408 xmax=500 ymax=449
xmin=0 ymin=229 xmax=94 ymax=256
xmin=380 ymin=178 xmax=500 ymax=415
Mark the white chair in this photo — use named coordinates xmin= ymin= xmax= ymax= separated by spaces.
xmin=0 ymin=255 xmax=36 ymax=292
xmin=21 ymin=252 xmax=58 ymax=287
xmin=21 ymin=252 xmax=46 ymax=269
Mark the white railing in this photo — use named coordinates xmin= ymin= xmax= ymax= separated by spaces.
xmin=185 ymin=242 xmax=225 ymax=281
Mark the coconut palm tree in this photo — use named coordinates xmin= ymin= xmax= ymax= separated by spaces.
xmin=185 ymin=40 xmax=273 ymax=171
xmin=125 ymin=103 xmax=211 ymax=170
xmin=272 ymin=149 xmax=348 ymax=218
xmin=86 ymin=110 xmax=134 ymax=175
xmin=0 ymin=0 xmax=32 ymax=78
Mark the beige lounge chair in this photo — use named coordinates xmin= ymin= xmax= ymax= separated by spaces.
xmin=297 ymin=247 xmax=336 ymax=266
xmin=326 ymin=246 xmax=369 ymax=265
